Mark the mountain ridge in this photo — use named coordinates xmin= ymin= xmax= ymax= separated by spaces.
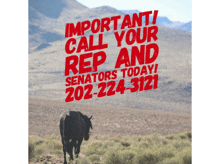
xmin=174 ymin=21 xmax=192 ymax=32
xmin=120 ymin=9 xmax=190 ymax=30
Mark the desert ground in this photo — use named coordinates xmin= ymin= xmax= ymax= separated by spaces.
xmin=29 ymin=98 xmax=191 ymax=137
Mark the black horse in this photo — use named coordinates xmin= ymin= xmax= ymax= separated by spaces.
xmin=59 ymin=111 xmax=92 ymax=164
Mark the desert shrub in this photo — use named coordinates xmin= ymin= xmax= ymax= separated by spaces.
xmin=45 ymin=133 xmax=60 ymax=140
xmin=177 ymin=147 xmax=191 ymax=164
xmin=160 ymin=156 xmax=184 ymax=164
xmin=119 ymin=149 xmax=136 ymax=164
xmin=142 ymin=134 xmax=163 ymax=148
xmin=176 ymin=131 xmax=191 ymax=140
xmin=71 ymin=157 xmax=90 ymax=164
xmin=162 ymin=138 xmax=169 ymax=145
xmin=155 ymin=147 xmax=175 ymax=160
xmin=111 ymin=136 xmax=121 ymax=142
xmin=88 ymin=154 xmax=101 ymax=163
xmin=166 ymin=135 xmax=174 ymax=140
xmin=121 ymin=141 xmax=131 ymax=147
xmin=142 ymin=137 xmax=153 ymax=147
xmin=166 ymin=131 xmax=192 ymax=141
xmin=173 ymin=140 xmax=191 ymax=150
xmin=140 ymin=134 xmax=168 ymax=149
xmin=86 ymin=140 xmax=103 ymax=150
xmin=84 ymin=141 xmax=106 ymax=156
xmin=133 ymin=151 xmax=160 ymax=164
xmin=102 ymin=148 xmax=136 ymax=164
xmin=102 ymin=150 xmax=122 ymax=164
xmin=133 ymin=147 xmax=175 ymax=164
xmin=93 ymin=134 xmax=100 ymax=140
xmin=84 ymin=147 xmax=98 ymax=156
xmin=50 ymin=149 xmax=63 ymax=155
xmin=33 ymin=137 xmax=63 ymax=156
xmin=151 ymin=134 xmax=161 ymax=142
xmin=103 ymin=140 xmax=115 ymax=148
xmin=178 ymin=134 xmax=187 ymax=139
xmin=34 ymin=144 xmax=46 ymax=155
xmin=28 ymin=135 xmax=44 ymax=160
xmin=28 ymin=134 xmax=63 ymax=161
xmin=44 ymin=139 xmax=63 ymax=150
xmin=183 ymin=131 xmax=192 ymax=140
xmin=138 ymin=141 xmax=149 ymax=148
xmin=29 ymin=141 xmax=35 ymax=160
xmin=186 ymin=132 xmax=192 ymax=139
xmin=92 ymin=134 xmax=109 ymax=141
xmin=159 ymin=146 xmax=191 ymax=164
xmin=133 ymin=136 xmax=142 ymax=142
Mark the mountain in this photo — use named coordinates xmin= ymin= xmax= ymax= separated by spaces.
xmin=29 ymin=0 xmax=191 ymax=113
xmin=29 ymin=0 xmax=89 ymax=51
xmin=174 ymin=21 xmax=192 ymax=32
xmin=119 ymin=9 xmax=140 ymax=16
xmin=29 ymin=0 xmax=88 ymax=20
xmin=29 ymin=0 xmax=124 ymax=52
xmin=154 ymin=16 xmax=184 ymax=28
xmin=120 ymin=10 xmax=184 ymax=29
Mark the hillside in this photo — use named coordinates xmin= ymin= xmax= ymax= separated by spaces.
xmin=29 ymin=0 xmax=191 ymax=113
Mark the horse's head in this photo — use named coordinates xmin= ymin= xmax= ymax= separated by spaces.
xmin=84 ymin=115 xmax=92 ymax=141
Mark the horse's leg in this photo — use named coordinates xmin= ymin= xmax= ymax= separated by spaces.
xmin=75 ymin=138 xmax=83 ymax=158
xmin=61 ymin=138 xmax=67 ymax=164
xmin=63 ymin=146 xmax=67 ymax=164
xmin=68 ymin=140 xmax=75 ymax=161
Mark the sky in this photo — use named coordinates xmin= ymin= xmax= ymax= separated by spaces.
xmin=77 ymin=0 xmax=192 ymax=23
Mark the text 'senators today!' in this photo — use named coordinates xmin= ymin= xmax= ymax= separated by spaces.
xmin=64 ymin=11 xmax=159 ymax=102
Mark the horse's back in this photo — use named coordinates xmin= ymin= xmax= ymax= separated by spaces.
xmin=60 ymin=111 xmax=85 ymax=139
